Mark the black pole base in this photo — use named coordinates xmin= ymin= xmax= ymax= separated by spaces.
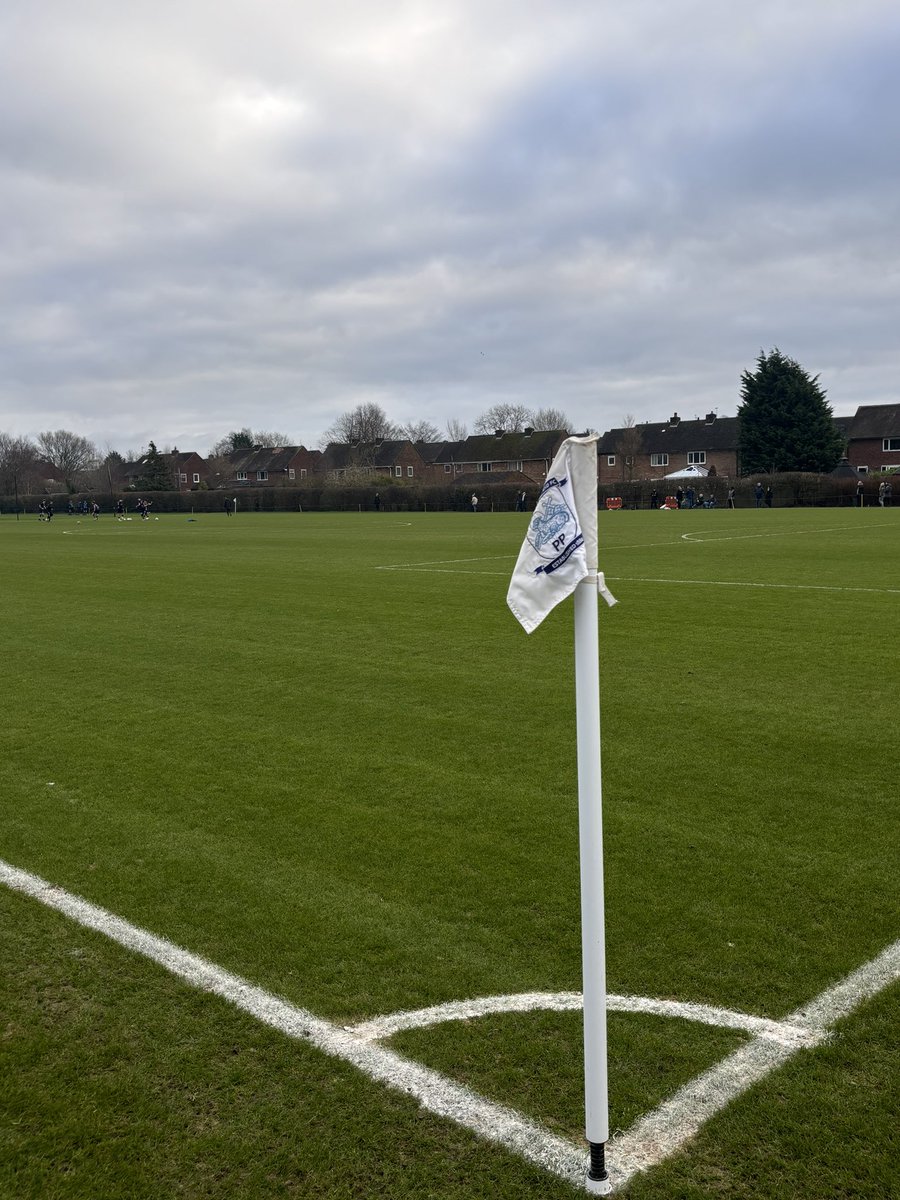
xmin=588 ymin=1141 xmax=608 ymax=1182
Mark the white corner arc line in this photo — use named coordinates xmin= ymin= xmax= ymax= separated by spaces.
xmin=2 ymin=857 xmax=898 ymax=1194
xmin=347 ymin=992 xmax=818 ymax=1049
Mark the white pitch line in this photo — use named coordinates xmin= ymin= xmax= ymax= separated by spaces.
xmin=609 ymin=936 xmax=900 ymax=1189
xmin=678 ymin=521 xmax=896 ymax=545
xmin=2 ymin=857 xmax=898 ymax=1194
xmin=348 ymin=992 xmax=818 ymax=1049
xmin=0 ymin=858 xmax=586 ymax=1189
xmin=607 ymin=576 xmax=900 ymax=596
xmin=376 ymin=553 xmax=513 ymax=570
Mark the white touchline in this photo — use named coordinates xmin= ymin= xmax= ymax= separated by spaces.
xmin=2 ymin=856 xmax=898 ymax=1194
xmin=607 ymin=576 xmax=900 ymax=596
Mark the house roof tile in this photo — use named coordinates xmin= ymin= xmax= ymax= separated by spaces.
xmin=598 ymin=416 xmax=740 ymax=454
xmin=847 ymin=404 xmax=900 ymax=440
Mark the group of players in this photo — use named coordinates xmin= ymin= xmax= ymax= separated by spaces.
xmin=37 ymin=498 xmax=154 ymax=521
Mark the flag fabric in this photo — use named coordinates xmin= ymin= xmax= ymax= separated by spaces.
xmin=507 ymin=434 xmax=605 ymax=633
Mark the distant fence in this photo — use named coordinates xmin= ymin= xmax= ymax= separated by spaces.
xmin=0 ymin=482 xmax=535 ymax=516
xmin=598 ymin=472 xmax=890 ymax=510
xmin=0 ymin=472 xmax=892 ymax=516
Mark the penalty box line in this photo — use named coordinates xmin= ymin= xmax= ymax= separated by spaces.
xmin=2 ymin=856 xmax=898 ymax=1193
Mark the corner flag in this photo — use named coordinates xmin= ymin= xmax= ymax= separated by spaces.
xmin=507 ymin=434 xmax=616 ymax=633
xmin=507 ymin=433 xmax=615 ymax=1195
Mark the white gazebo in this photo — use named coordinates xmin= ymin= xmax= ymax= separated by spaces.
xmin=664 ymin=464 xmax=709 ymax=479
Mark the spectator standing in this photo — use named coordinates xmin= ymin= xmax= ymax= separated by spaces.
xmin=755 ymin=482 xmax=763 ymax=507
xmin=650 ymin=489 xmax=659 ymax=509
xmin=765 ymin=486 xmax=773 ymax=508
xmin=885 ymin=479 xmax=893 ymax=507
xmin=471 ymin=493 xmax=479 ymax=513
xmin=856 ymin=479 xmax=864 ymax=507
xmin=727 ymin=487 xmax=735 ymax=509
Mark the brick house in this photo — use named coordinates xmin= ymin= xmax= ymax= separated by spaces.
xmin=224 ymin=445 xmax=322 ymax=487
xmin=169 ymin=451 xmax=211 ymax=491
xmin=597 ymin=413 xmax=740 ymax=483
xmin=123 ymin=450 xmax=209 ymax=491
xmin=321 ymin=440 xmax=426 ymax=480
xmin=844 ymin=404 xmax=900 ymax=474
xmin=425 ymin=429 xmax=569 ymax=486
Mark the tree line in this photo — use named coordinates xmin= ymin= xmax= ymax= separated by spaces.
xmin=1 ymin=349 xmax=844 ymax=496
xmin=0 ymin=401 xmax=574 ymax=495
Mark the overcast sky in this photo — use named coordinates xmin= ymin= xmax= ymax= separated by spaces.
xmin=2 ymin=0 xmax=899 ymax=454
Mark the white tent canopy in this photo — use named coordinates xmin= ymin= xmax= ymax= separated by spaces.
xmin=664 ymin=464 xmax=709 ymax=479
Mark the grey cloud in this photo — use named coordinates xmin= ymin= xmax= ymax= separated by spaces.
xmin=3 ymin=1 xmax=900 ymax=450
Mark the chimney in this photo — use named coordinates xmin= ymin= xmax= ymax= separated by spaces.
xmin=494 ymin=428 xmax=505 ymax=438
xmin=670 ymin=413 xmax=680 ymax=425
xmin=704 ymin=412 xmax=717 ymax=424
xmin=523 ymin=426 xmax=534 ymax=437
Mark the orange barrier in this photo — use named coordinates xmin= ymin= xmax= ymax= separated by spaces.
xmin=605 ymin=496 xmax=623 ymax=510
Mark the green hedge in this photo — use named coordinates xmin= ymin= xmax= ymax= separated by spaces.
xmin=599 ymin=471 xmax=883 ymax=509
xmin=0 ymin=482 xmax=537 ymax=516
xmin=0 ymin=472 xmax=892 ymax=516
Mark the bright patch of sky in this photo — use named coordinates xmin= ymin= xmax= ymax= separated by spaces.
xmin=2 ymin=0 xmax=899 ymax=452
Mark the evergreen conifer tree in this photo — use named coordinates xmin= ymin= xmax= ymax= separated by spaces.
xmin=135 ymin=441 xmax=174 ymax=490
xmin=738 ymin=349 xmax=844 ymax=474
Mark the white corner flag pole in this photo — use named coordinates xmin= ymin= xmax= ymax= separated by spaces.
xmin=575 ymin=571 xmax=612 ymax=1195
xmin=506 ymin=434 xmax=614 ymax=1194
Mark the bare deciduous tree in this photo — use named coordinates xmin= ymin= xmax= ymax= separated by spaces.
xmin=613 ymin=414 xmax=643 ymax=482
xmin=0 ymin=433 xmax=41 ymax=494
xmin=208 ymin=428 xmax=293 ymax=455
xmin=320 ymin=403 xmax=400 ymax=447
xmin=472 ymin=403 xmax=532 ymax=434
xmin=530 ymin=407 xmax=571 ymax=431
xmin=252 ymin=430 xmax=293 ymax=447
xmin=36 ymin=429 xmax=98 ymax=492
xmin=398 ymin=419 xmax=441 ymax=443
xmin=445 ymin=418 xmax=467 ymax=442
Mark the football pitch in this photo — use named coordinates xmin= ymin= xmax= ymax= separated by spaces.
xmin=1 ymin=506 xmax=898 ymax=1198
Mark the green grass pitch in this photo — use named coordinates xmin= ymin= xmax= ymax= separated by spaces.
xmin=1 ymin=506 xmax=898 ymax=1198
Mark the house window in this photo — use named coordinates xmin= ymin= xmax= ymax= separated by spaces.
xmin=407 ymin=465 xmax=414 ymax=477
xmin=288 ymin=468 xmax=295 ymax=479
xmin=650 ymin=453 xmax=669 ymax=467
xmin=883 ymin=438 xmax=900 ymax=452
xmin=179 ymin=473 xmax=188 ymax=483
xmin=858 ymin=465 xmax=868 ymax=474
xmin=395 ymin=465 xmax=402 ymax=477
xmin=192 ymin=473 xmax=200 ymax=484
xmin=479 ymin=462 xmax=492 ymax=471
xmin=511 ymin=460 xmax=523 ymax=472
xmin=300 ymin=468 xmax=307 ymax=479
xmin=443 ymin=463 xmax=452 ymax=473
xmin=687 ymin=451 xmax=706 ymax=465
xmin=257 ymin=470 xmax=268 ymax=481
xmin=607 ymin=455 xmax=616 ymax=466
xmin=236 ymin=471 xmax=247 ymax=481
